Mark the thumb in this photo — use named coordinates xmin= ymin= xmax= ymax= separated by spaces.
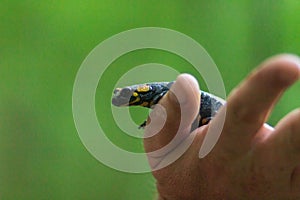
xmin=144 ymin=74 xmax=200 ymax=154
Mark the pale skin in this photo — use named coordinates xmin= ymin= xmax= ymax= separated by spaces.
xmin=143 ymin=54 xmax=300 ymax=200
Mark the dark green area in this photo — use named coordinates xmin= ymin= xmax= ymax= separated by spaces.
xmin=1 ymin=1 xmax=299 ymax=199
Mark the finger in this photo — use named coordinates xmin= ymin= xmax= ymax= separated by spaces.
xmin=270 ymin=109 xmax=300 ymax=169
xmin=144 ymin=74 xmax=200 ymax=154
xmin=264 ymin=109 xmax=300 ymax=192
xmin=218 ymin=54 xmax=300 ymax=154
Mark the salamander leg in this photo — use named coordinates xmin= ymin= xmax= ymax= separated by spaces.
xmin=199 ymin=117 xmax=213 ymax=126
xmin=138 ymin=121 xmax=147 ymax=129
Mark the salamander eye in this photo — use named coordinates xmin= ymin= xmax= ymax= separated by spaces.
xmin=120 ymin=87 xmax=132 ymax=97
xmin=113 ymin=88 xmax=121 ymax=94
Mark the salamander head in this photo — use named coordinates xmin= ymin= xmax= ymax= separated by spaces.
xmin=112 ymin=82 xmax=173 ymax=108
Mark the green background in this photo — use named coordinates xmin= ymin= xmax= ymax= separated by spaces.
xmin=1 ymin=1 xmax=300 ymax=199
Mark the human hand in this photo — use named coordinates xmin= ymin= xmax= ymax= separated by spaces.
xmin=143 ymin=54 xmax=300 ymax=200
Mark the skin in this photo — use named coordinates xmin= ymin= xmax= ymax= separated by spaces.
xmin=143 ymin=54 xmax=300 ymax=200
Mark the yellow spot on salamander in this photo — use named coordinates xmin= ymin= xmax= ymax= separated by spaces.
xmin=129 ymin=97 xmax=140 ymax=105
xmin=133 ymin=92 xmax=138 ymax=97
xmin=137 ymin=85 xmax=150 ymax=92
xmin=201 ymin=118 xmax=209 ymax=125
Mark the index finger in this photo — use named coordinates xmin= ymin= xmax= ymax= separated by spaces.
xmin=217 ymin=54 xmax=300 ymax=155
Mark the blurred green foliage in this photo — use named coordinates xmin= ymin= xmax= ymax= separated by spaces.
xmin=0 ymin=1 xmax=299 ymax=199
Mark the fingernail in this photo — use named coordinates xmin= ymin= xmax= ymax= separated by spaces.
xmin=169 ymin=74 xmax=199 ymax=105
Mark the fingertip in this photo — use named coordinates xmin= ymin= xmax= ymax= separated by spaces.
xmin=178 ymin=73 xmax=200 ymax=89
xmin=265 ymin=54 xmax=300 ymax=67
xmin=261 ymin=54 xmax=300 ymax=85
xmin=168 ymin=73 xmax=200 ymax=105
xmin=267 ymin=54 xmax=300 ymax=67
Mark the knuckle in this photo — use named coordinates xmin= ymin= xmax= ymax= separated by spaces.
xmin=228 ymin=100 xmax=265 ymax=126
